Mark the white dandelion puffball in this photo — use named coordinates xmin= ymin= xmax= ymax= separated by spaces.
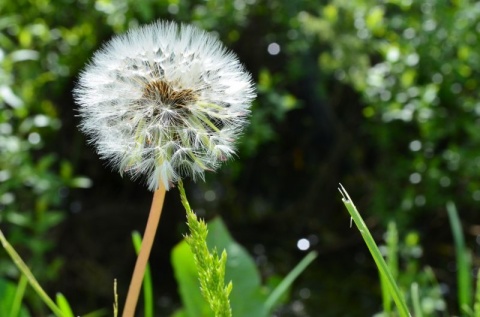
xmin=74 ymin=21 xmax=256 ymax=191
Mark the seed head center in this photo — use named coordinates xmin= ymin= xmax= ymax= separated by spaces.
xmin=143 ymin=80 xmax=197 ymax=108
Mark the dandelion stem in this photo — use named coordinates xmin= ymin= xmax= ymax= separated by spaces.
xmin=122 ymin=184 xmax=166 ymax=317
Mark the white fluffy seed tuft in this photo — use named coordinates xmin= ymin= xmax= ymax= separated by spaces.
xmin=74 ymin=20 xmax=255 ymax=191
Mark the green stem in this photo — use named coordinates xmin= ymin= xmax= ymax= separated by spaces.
xmin=0 ymin=229 xmax=65 ymax=317
xmin=9 ymin=274 xmax=28 ymax=317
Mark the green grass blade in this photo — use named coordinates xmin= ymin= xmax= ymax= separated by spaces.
xmin=56 ymin=293 xmax=75 ymax=317
xmin=132 ymin=231 xmax=154 ymax=317
xmin=474 ymin=268 xmax=480 ymax=317
xmin=338 ymin=185 xmax=411 ymax=317
xmin=379 ymin=272 xmax=391 ymax=315
xmin=9 ymin=274 xmax=27 ymax=317
xmin=0 ymin=229 xmax=65 ymax=317
xmin=264 ymin=251 xmax=318 ymax=313
xmin=411 ymin=283 xmax=423 ymax=317
xmin=447 ymin=201 xmax=472 ymax=315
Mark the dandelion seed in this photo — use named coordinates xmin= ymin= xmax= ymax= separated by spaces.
xmin=74 ymin=20 xmax=255 ymax=191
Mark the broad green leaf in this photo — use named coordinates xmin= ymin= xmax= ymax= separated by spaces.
xmin=0 ymin=278 xmax=16 ymax=317
xmin=205 ymin=218 xmax=268 ymax=317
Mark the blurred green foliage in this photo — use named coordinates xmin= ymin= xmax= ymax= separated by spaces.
xmin=301 ymin=0 xmax=480 ymax=223
xmin=379 ymin=222 xmax=447 ymax=316
xmin=0 ymin=0 xmax=111 ymax=313
xmin=1 ymin=0 xmax=480 ymax=315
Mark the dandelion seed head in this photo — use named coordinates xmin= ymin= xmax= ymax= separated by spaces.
xmin=74 ymin=21 xmax=255 ymax=191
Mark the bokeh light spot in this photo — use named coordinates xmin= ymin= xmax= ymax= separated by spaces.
xmin=409 ymin=172 xmax=422 ymax=184
xmin=204 ymin=190 xmax=216 ymax=202
xmin=267 ymin=42 xmax=280 ymax=55
xmin=297 ymin=238 xmax=310 ymax=251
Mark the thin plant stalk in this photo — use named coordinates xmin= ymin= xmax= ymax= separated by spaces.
xmin=447 ymin=201 xmax=472 ymax=315
xmin=9 ymin=274 xmax=27 ymax=317
xmin=0 ymin=229 xmax=65 ymax=317
xmin=114 ymin=279 xmax=119 ymax=317
xmin=123 ymin=184 xmax=166 ymax=317
xmin=338 ymin=184 xmax=411 ymax=317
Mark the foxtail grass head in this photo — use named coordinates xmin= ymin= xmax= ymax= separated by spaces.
xmin=74 ymin=21 xmax=255 ymax=191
